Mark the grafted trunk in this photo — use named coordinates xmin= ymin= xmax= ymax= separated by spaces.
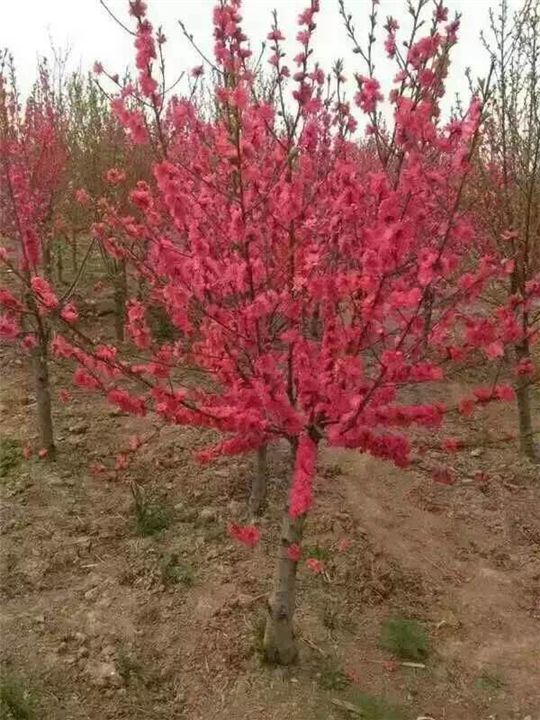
xmin=515 ymin=340 xmax=537 ymax=461
xmin=113 ymin=262 xmax=127 ymax=342
xmin=249 ymin=445 xmax=268 ymax=516
xmin=263 ymin=510 xmax=304 ymax=664
xmin=33 ymin=342 xmax=55 ymax=458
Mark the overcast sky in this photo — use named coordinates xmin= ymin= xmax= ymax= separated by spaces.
xmin=1 ymin=0 xmax=524 ymax=112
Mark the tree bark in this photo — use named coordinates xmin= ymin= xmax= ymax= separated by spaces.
xmin=263 ymin=439 xmax=308 ymax=664
xmin=422 ymin=287 xmax=434 ymax=352
xmin=515 ymin=340 xmax=537 ymax=461
xmin=71 ymin=232 xmax=78 ymax=274
xmin=263 ymin=510 xmax=304 ymax=664
xmin=56 ymin=240 xmax=64 ymax=285
xmin=113 ymin=262 xmax=127 ymax=343
xmin=249 ymin=445 xmax=268 ymax=517
xmin=33 ymin=342 xmax=55 ymax=458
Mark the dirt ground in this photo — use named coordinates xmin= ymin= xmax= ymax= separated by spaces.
xmin=1 ymin=345 xmax=539 ymax=720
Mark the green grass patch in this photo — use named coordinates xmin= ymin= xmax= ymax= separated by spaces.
xmin=131 ymin=483 xmax=172 ymax=536
xmin=476 ymin=669 xmax=506 ymax=692
xmin=0 ymin=676 xmax=36 ymax=720
xmin=161 ymin=554 xmax=194 ymax=587
xmin=379 ymin=618 xmax=428 ymax=662
xmin=116 ymin=648 xmax=142 ymax=686
xmin=0 ymin=437 xmax=21 ymax=478
xmin=334 ymin=690 xmax=407 ymax=720
xmin=303 ymin=543 xmax=330 ymax=562
xmin=316 ymin=658 xmax=351 ymax=691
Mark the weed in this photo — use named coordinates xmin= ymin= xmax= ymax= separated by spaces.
xmin=335 ymin=690 xmax=407 ymax=720
xmin=116 ymin=648 xmax=142 ymax=686
xmin=379 ymin=618 xmax=428 ymax=662
xmin=316 ymin=657 xmax=351 ymax=691
xmin=161 ymin=554 xmax=194 ymax=587
xmin=322 ymin=601 xmax=339 ymax=630
xmin=251 ymin=613 xmax=267 ymax=659
xmin=476 ymin=670 xmax=506 ymax=691
xmin=131 ymin=483 xmax=172 ymax=536
xmin=303 ymin=543 xmax=330 ymax=562
xmin=0 ymin=437 xmax=21 ymax=478
xmin=321 ymin=600 xmax=357 ymax=634
xmin=0 ymin=676 xmax=36 ymax=720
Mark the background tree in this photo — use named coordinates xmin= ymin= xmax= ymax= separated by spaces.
xmin=473 ymin=0 xmax=540 ymax=461
xmin=0 ymin=54 xmax=69 ymax=456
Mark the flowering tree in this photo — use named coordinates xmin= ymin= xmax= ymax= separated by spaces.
xmin=0 ymin=56 xmax=69 ymax=456
xmin=471 ymin=0 xmax=540 ymax=461
xmin=44 ymin=0 xmax=525 ymax=664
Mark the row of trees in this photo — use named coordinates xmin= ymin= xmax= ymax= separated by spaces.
xmin=1 ymin=0 xmax=539 ymax=664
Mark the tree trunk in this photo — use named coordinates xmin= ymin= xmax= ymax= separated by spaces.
xmin=249 ymin=445 xmax=268 ymax=517
xmin=263 ymin=510 xmax=304 ymax=664
xmin=56 ymin=240 xmax=64 ymax=285
xmin=422 ymin=287 xmax=434 ymax=352
xmin=263 ymin=439 xmax=307 ymax=664
xmin=43 ymin=241 xmax=52 ymax=281
xmin=113 ymin=262 xmax=127 ymax=343
xmin=33 ymin=343 xmax=55 ymax=458
xmin=515 ymin=340 xmax=537 ymax=461
xmin=71 ymin=232 xmax=78 ymax=274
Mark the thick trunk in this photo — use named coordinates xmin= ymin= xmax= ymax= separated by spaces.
xmin=249 ymin=445 xmax=268 ymax=517
xmin=515 ymin=340 xmax=537 ymax=461
xmin=263 ymin=511 xmax=304 ymax=664
xmin=33 ymin=344 xmax=55 ymax=457
xmin=113 ymin=263 xmax=127 ymax=343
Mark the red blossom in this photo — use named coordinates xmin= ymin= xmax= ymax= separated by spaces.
xmin=228 ymin=523 xmax=261 ymax=548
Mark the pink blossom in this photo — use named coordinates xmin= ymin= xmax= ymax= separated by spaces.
xmin=31 ymin=276 xmax=59 ymax=311
xmin=75 ymin=188 xmax=90 ymax=205
xmin=105 ymin=168 xmax=126 ymax=185
xmin=61 ymin=303 xmax=79 ymax=324
xmin=306 ymin=558 xmax=324 ymax=574
xmin=287 ymin=543 xmax=302 ymax=561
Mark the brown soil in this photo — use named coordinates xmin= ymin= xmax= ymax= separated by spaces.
xmin=1 ymin=348 xmax=539 ymax=720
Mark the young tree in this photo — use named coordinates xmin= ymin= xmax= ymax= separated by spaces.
xmin=0 ymin=55 xmax=69 ymax=456
xmin=49 ymin=0 xmax=524 ymax=664
xmin=472 ymin=0 xmax=540 ymax=461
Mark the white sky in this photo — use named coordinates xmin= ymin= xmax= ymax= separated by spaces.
xmin=1 ymin=0 xmax=525 ymax=111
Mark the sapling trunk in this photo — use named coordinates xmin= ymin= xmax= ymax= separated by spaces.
xmin=56 ymin=239 xmax=64 ymax=285
xmin=263 ymin=440 xmax=306 ymax=664
xmin=249 ymin=445 xmax=268 ymax=516
xmin=515 ymin=339 xmax=537 ymax=461
xmin=422 ymin=287 xmax=434 ymax=352
xmin=71 ymin=232 xmax=78 ymax=274
xmin=33 ymin=338 xmax=55 ymax=458
xmin=43 ymin=241 xmax=52 ymax=281
xmin=113 ymin=262 xmax=128 ymax=343
xmin=263 ymin=511 xmax=304 ymax=664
